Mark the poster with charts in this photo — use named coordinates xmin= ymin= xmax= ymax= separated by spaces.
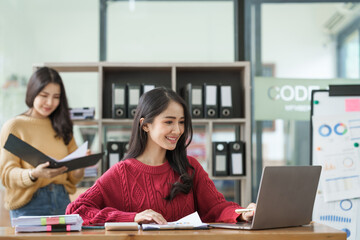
xmin=312 ymin=114 xmax=360 ymax=202
xmin=313 ymin=194 xmax=359 ymax=240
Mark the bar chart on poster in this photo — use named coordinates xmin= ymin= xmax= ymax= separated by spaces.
xmin=311 ymin=85 xmax=360 ymax=240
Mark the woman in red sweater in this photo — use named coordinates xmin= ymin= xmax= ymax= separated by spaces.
xmin=66 ymin=87 xmax=255 ymax=225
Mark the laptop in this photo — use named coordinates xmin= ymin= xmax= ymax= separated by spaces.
xmin=210 ymin=165 xmax=321 ymax=230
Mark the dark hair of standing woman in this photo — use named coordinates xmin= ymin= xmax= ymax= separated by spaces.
xmin=25 ymin=67 xmax=73 ymax=145
xmin=124 ymin=87 xmax=194 ymax=201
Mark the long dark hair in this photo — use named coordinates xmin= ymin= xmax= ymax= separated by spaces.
xmin=125 ymin=87 xmax=194 ymax=200
xmin=25 ymin=67 xmax=73 ymax=145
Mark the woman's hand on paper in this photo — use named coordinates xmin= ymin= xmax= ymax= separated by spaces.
xmin=134 ymin=209 xmax=167 ymax=225
xmin=31 ymin=161 xmax=68 ymax=179
xmin=239 ymin=203 xmax=256 ymax=222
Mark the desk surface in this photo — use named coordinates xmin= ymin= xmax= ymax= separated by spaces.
xmin=0 ymin=223 xmax=346 ymax=240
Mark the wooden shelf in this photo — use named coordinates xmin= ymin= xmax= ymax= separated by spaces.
xmin=34 ymin=62 xmax=251 ymax=206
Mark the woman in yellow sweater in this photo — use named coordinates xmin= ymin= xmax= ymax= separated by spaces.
xmin=0 ymin=67 xmax=84 ymax=220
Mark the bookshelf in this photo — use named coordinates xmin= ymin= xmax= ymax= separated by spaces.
xmin=34 ymin=62 xmax=251 ymax=206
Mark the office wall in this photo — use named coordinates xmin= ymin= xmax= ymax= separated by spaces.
xmin=0 ymin=0 xmax=234 ymax=127
xmin=0 ymin=0 xmax=99 ymax=85
xmin=106 ymin=1 xmax=234 ymax=62
xmin=262 ymin=4 xmax=338 ymax=79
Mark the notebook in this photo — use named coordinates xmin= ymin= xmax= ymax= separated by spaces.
xmin=12 ymin=214 xmax=82 ymax=226
xmin=15 ymin=224 xmax=82 ymax=232
xmin=13 ymin=214 xmax=83 ymax=232
xmin=210 ymin=165 xmax=321 ymax=230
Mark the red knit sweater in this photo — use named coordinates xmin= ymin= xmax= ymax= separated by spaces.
xmin=66 ymin=156 xmax=242 ymax=225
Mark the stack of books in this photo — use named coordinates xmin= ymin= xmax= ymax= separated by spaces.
xmin=12 ymin=214 xmax=83 ymax=232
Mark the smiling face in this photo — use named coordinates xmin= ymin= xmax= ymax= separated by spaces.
xmin=30 ymin=83 xmax=61 ymax=118
xmin=143 ymin=100 xmax=185 ymax=151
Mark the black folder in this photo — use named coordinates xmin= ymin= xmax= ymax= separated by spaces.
xmin=141 ymin=84 xmax=156 ymax=94
xmin=106 ymin=141 xmax=129 ymax=169
xmin=183 ymin=83 xmax=203 ymax=118
xmin=107 ymin=141 xmax=122 ymax=169
xmin=228 ymin=141 xmax=245 ymax=176
xmin=219 ymin=85 xmax=233 ymax=118
xmin=204 ymin=84 xmax=218 ymax=118
xmin=127 ymin=84 xmax=141 ymax=118
xmin=212 ymin=142 xmax=228 ymax=176
xmin=112 ymin=83 xmax=126 ymax=119
xmin=4 ymin=134 xmax=103 ymax=172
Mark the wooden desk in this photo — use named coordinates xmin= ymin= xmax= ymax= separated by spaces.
xmin=0 ymin=223 xmax=346 ymax=240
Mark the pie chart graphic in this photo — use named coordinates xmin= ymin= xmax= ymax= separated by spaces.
xmin=340 ymin=199 xmax=352 ymax=211
xmin=334 ymin=123 xmax=347 ymax=135
xmin=343 ymin=157 xmax=354 ymax=168
xmin=319 ymin=124 xmax=331 ymax=137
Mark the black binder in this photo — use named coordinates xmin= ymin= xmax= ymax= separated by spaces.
xmin=112 ymin=83 xmax=126 ymax=119
xmin=183 ymin=83 xmax=203 ymax=118
xmin=127 ymin=84 xmax=141 ymax=118
xmin=219 ymin=85 xmax=233 ymax=118
xmin=121 ymin=142 xmax=130 ymax=159
xmin=204 ymin=84 xmax=218 ymax=118
xmin=212 ymin=142 xmax=228 ymax=176
xmin=141 ymin=84 xmax=156 ymax=94
xmin=4 ymin=134 xmax=103 ymax=172
xmin=228 ymin=141 xmax=245 ymax=176
xmin=107 ymin=141 xmax=122 ymax=169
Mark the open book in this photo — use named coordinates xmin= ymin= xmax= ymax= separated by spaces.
xmin=141 ymin=212 xmax=209 ymax=230
xmin=4 ymin=133 xmax=103 ymax=172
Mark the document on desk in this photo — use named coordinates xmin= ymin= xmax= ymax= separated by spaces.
xmin=13 ymin=214 xmax=83 ymax=232
xmin=4 ymin=133 xmax=104 ymax=172
xmin=12 ymin=214 xmax=83 ymax=226
xmin=141 ymin=211 xmax=209 ymax=230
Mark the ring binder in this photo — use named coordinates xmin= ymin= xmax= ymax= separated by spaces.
xmin=212 ymin=142 xmax=228 ymax=176
xmin=127 ymin=84 xmax=141 ymax=118
xmin=142 ymin=84 xmax=156 ymax=94
xmin=204 ymin=84 xmax=218 ymax=118
xmin=107 ymin=141 xmax=122 ymax=169
xmin=219 ymin=85 xmax=233 ymax=118
xmin=228 ymin=141 xmax=245 ymax=176
xmin=183 ymin=83 xmax=203 ymax=118
xmin=112 ymin=83 xmax=126 ymax=119
xmin=122 ymin=142 xmax=129 ymax=159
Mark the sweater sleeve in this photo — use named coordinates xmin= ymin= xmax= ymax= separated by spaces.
xmin=189 ymin=156 xmax=243 ymax=223
xmin=66 ymin=165 xmax=136 ymax=225
xmin=0 ymin=124 xmax=36 ymax=189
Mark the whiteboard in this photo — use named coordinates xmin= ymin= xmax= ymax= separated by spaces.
xmin=311 ymin=89 xmax=360 ymax=240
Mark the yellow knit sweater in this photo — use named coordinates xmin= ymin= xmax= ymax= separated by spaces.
xmin=0 ymin=115 xmax=83 ymax=210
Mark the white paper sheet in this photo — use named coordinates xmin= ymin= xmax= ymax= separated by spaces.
xmin=142 ymin=211 xmax=208 ymax=230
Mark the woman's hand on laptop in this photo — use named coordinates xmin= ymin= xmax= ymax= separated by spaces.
xmin=239 ymin=203 xmax=256 ymax=222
